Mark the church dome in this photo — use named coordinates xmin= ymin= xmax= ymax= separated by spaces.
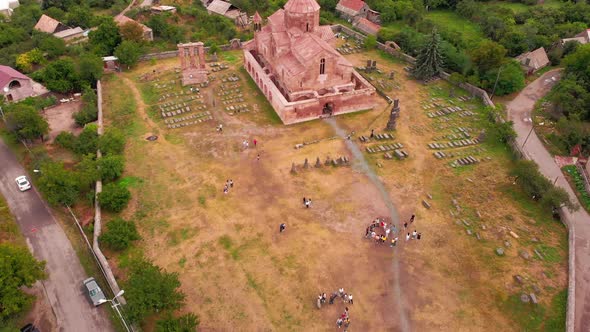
xmin=284 ymin=0 xmax=320 ymax=14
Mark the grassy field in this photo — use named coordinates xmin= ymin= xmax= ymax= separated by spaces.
xmin=96 ymin=44 xmax=569 ymax=331
xmin=425 ymin=10 xmax=486 ymax=46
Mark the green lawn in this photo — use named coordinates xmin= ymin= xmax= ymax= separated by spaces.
xmin=425 ymin=10 xmax=486 ymax=46
xmin=488 ymin=0 xmax=564 ymax=13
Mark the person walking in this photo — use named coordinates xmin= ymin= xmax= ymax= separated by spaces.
xmin=370 ymin=129 xmax=374 ymax=138
xmin=412 ymin=230 xmax=418 ymax=239
xmin=417 ymin=233 xmax=422 ymax=240
xmin=280 ymin=223 xmax=286 ymax=233
xmin=338 ymin=288 xmax=344 ymax=298
xmin=257 ymin=154 xmax=260 ymax=161
xmin=303 ymin=197 xmax=306 ymax=205
xmin=385 ymin=228 xmax=391 ymax=238
xmin=229 ymin=179 xmax=234 ymax=188
xmin=223 ymin=185 xmax=228 ymax=194
xmin=410 ymin=214 xmax=415 ymax=223
xmin=391 ymin=237 xmax=398 ymax=247
xmin=348 ymin=294 xmax=353 ymax=304
xmin=406 ymin=233 xmax=410 ymax=241
xmin=404 ymin=222 xmax=408 ymax=229
xmin=253 ymin=139 xmax=257 ymax=147
xmin=336 ymin=318 xmax=343 ymax=329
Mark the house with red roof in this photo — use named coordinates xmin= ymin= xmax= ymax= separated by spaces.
xmin=0 ymin=65 xmax=47 ymax=102
xmin=243 ymin=0 xmax=376 ymax=124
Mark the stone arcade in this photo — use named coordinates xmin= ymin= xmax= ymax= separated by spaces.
xmin=243 ymin=0 xmax=376 ymax=125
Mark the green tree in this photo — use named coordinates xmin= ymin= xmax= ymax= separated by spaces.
xmin=412 ymin=29 xmax=444 ymax=80
xmin=37 ymin=161 xmax=80 ymax=206
xmin=156 ymin=313 xmax=200 ymax=332
xmin=65 ymin=5 xmax=97 ymax=29
xmin=89 ymin=18 xmax=122 ymax=56
xmin=563 ymin=44 xmax=590 ymax=89
xmin=36 ymin=34 xmax=66 ymax=58
xmin=114 ymin=40 xmax=143 ymax=68
xmin=470 ymin=40 xmax=506 ymax=74
xmin=5 ymin=105 xmax=49 ymax=141
xmin=98 ymin=182 xmax=131 ymax=212
xmin=74 ymin=125 xmax=99 ymax=155
xmin=119 ymin=21 xmax=145 ymax=43
xmin=98 ymin=155 xmax=125 ymax=182
xmin=364 ymin=35 xmax=377 ymax=50
xmin=0 ymin=244 xmax=46 ymax=322
xmin=125 ymin=258 xmax=185 ymax=323
xmin=78 ymin=53 xmax=104 ymax=86
xmin=482 ymin=60 xmax=525 ymax=96
xmin=99 ymin=128 xmax=126 ymax=155
xmin=32 ymin=58 xmax=80 ymax=93
xmin=76 ymin=154 xmax=100 ymax=189
xmin=99 ymin=218 xmax=140 ymax=251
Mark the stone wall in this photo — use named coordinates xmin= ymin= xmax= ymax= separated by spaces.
xmin=139 ymin=40 xmax=242 ymax=61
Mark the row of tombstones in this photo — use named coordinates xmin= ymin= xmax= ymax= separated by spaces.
xmin=163 ymin=111 xmax=211 ymax=124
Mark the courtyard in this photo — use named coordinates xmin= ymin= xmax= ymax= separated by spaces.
xmin=100 ymin=45 xmax=568 ymax=330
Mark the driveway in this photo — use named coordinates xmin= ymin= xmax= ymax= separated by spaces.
xmin=0 ymin=139 xmax=113 ymax=332
xmin=507 ymin=69 xmax=590 ymax=332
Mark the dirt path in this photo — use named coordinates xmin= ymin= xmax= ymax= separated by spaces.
xmin=507 ymin=69 xmax=590 ymax=332
xmin=120 ymin=75 xmax=168 ymax=143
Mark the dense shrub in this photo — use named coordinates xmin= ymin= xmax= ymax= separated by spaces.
xmin=156 ymin=313 xmax=200 ymax=332
xmin=511 ymin=160 xmax=573 ymax=211
xmin=37 ymin=161 xmax=80 ymax=206
xmin=124 ymin=258 xmax=185 ymax=323
xmin=99 ymin=218 xmax=140 ymax=251
xmin=98 ymin=128 xmax=126 ymax=155
xmin=98 ymin=155 xmax=125 ymax=182
xmin=98 ymin=182 xmax=131 ymax=212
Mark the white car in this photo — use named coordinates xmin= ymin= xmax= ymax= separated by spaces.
xmin=15 ymin=175 xmax=31 ymax=192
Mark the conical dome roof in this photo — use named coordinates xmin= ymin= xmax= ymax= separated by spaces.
xmin=284 ymin=0 xmax=320 ymax=13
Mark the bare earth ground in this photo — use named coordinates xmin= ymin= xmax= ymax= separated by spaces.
xmin=100 ymin=48 xmax=567 ymax=331
xmin=42 ymin=100 xmax=82 ymax=143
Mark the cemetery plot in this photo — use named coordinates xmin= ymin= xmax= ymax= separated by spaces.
xmin=217 ymin=73 xmax=255 ymax=116
xmin=335 ymin=33 xmax=364 ymax=55
xmin=420 ymin=90 xmax=491 ymax=167
xmin=141 ymin=69 xmax=214 ymax=130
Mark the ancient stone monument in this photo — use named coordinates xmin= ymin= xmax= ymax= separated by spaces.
xmin=385 ymin=99 xmax=400 ymax=131
xmin=178 ymin=42 xmax=208 ymax=86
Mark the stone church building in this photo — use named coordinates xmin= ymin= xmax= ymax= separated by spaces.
xmin=243 ymin=0 xmax=375 ymax=124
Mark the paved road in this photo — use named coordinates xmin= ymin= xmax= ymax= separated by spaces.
xmin=507 ymin=69 xmax=590 ymax=332
xmin=0 ymin=140 xmax=113 ymax=332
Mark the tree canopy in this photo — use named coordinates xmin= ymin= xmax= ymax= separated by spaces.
xmin=0 ymin=244 xmax=46 ymax=323
xmin=413 ymin=29 xmax=444 ymax=80
xmin=5 ymin=105 xmax=49 ymax=141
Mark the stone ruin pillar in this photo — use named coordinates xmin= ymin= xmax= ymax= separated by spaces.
xmin=385 ymin=99 xmax=400 ymax=131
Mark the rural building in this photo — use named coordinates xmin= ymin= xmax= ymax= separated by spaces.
xmin=516 ymin=47 xmax=550 ymax=74
xmin=207 ymin=0 xmax=240 ymax=20
xmin=151 ymin=5 xmax=176 ymax=14
xmin=0 ymin=65 xmax=48 ymax=102
xmin=0 ymin=0 xmax=19 ymax=17
xmin=102 ymin=56 xmax=120 ymax=72
xmin=243 ymin=0 xmax=376 ymax=124
xmin=353 ymin=17 xmax=380 ymax=35
xmin=114 ymin=15 xmax=153 ymax=41
xmin=34 ymin=14 xmax=87 ymax=43
xmin=561 ymin=29 xmax=590 ymax=45
xmin=34 ymin=14 xmax=69 ymax=34
xmin=335 ymin=0 xmax=380 ymax=24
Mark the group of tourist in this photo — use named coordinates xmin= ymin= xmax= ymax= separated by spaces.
xmin=242 ymin=138 xmax=258 ymax=150
xmin=365 ymin=214 xmax=421 ymax=247
xmin=302 ymin=197 xmax=313 ymax=208
xmin=223 ymin=179 xmax=234 ymax=194
xmin=315 ymin=288 xmax=353 ymax=330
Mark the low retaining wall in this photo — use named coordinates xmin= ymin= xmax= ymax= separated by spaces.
xmin=94 ymin=81 xmax=126 ymax=305
xmin=139 ymin=39 xmax=243 ymax=61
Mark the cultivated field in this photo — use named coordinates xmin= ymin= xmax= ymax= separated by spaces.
xmin=101 ymin=46 xmax=568 ymax=331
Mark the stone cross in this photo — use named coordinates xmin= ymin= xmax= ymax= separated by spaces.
xmin=385 ymin=99 xmax=400 ymax=131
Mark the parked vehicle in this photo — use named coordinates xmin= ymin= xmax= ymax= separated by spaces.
xmin=83 ymin=277 xmax=106 ymax=307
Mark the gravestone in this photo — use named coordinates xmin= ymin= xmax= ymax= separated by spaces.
xmin=291 ymin=162 xmax=297 ymax=174
xmin=303 ymin=158 xmax=309 ymax=169
xmin=315 ymin=157 xmax=322 ymax=168
xmin=325 ymin=156 xmax=332 ymax=166
xmin=389 ymin=71 xmax=395 ymax=80
xmin=513 ymin=275 xmax=524 ymax=284
xmin=385 ymin=99 xmax=400 ymax=131
xmin=495 ymin=248 xmax=504 ymax=256
xmin=520 ymin=294 xmax=530 ymax=303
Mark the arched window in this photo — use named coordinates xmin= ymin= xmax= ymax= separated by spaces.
xmin=8 ymin=80 xmax=21 ymax=89
xmin=319 ymin=58 xmax=326 ymax=75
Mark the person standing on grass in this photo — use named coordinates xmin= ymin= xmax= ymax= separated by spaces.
xmin=391 ymin=237 xmax=398 ymax=247
xmin=229 ymin=180 xmax=234 ymax=188
xmin=253 ymin=139 xmax=257 ymax=147
xmin=223 ymin=185 xmax=228 ymax=194
xmin=385 ymin=228 xmax=391 ymax=238
xmin=417 ymin=233 xmax=422 ymax=240
xmin=406 ymin=233 xmax=410 ymax=241
xmin=365 ymin=226 xmax=370 ymax=238
xmin=412 ymin=230 xmax=418 ymax=239
xmin=404 ymin=222 xmax=408 ymax=229
xmin=336 ymin=318 xmax=343 ymax=329
xmin=280 ymin=223 xmax=286 ymax=233
xmin=303 ymin=197 xmax=307 ymax=206
xmin=257 ymin=154 xmax=260 ymax=161
xmin=348 ymin=294 xmax=353 ymax=304
xmin=410 ymin=214 xmax=415 ymax=223
xmin=370 ymin=129 xmax=374 ymax=138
